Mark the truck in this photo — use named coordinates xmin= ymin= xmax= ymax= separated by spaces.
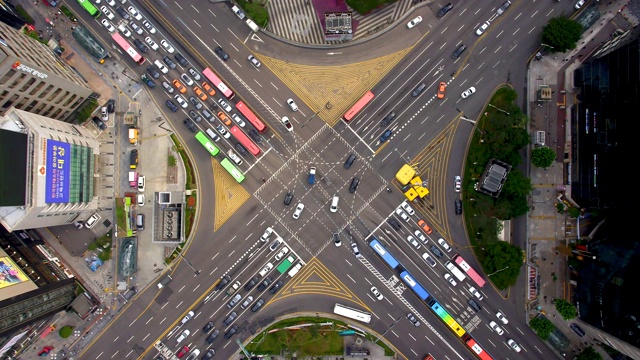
xmin=276 ymin=255 xmax=297 ymax=274
xmin=128 ymin=128 xmax=139 ymax=145
xmin=308 ymin=166 xmax=316 ymax=185
xmin=128 ymin=171 xmax=138 ymax=188
xmin=157 ymin=275 xmax=172 ymax=289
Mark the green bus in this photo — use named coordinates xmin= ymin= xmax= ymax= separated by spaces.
xmin=195 ymin=131 xmax=220 ymax=157
xmin=77 ymin=0 xmax=101 ymax=18
xmin=276 ymin=255 xmax=296 ymax=274
xmin=220 ymin=158 xmax=245 ymax=183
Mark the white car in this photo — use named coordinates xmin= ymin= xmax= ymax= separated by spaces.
xmin=129 ymin=21 xmax=143 ymax=35
xmin=461 ymin=87 xmax=476 ymax=99
xmin=227 ymin=149 xmax=243 ymax=165
xmin=407 ymin=236 xmax=421 ymax=249
xmin=142 ymin=20 xmax=156 ymax=34
xmin=180 ymin=73 xmax=194 ymax=86
xmin=231 ymin=114 xmax=246 ymax=127
xmin=454 ymin=175 xmax=462 ymax=192
xmin=181 ymin=311 xmax=194 ymax=324
xmin=407 ymin=15 xmax=422 ymax=29
xmin=174 ymin=95 xmax=188 ymax=108
xmin=475 ymin=21 xmax=490 ymax=36
xmin=468 ymin=286 xmax=484 ymax=300
xmin=274 ymin=247 xmax=289 ymax=261
xmin=117 ymin=24 xmax=132 ymax=37
xmin=154 ymin=60 xmax=168 ymax=74
xmin=437 ymin=238 xmax=452 ymax=252
xmin=292 ymin=203 xmax=305 ymax=219
xmin=128 ymin=6 xmax=143 ymax=20
xmin=101 ymin=19 xmax=116 ymax=33
xmin=507 ymin=339 xmax=521 ymax=352
xmin=100 ymin=6 xmax=115 ymax=20
xmin=137 ymin=175 xmax=145 ymax=192
xmin=217 ymin=125 xmax=231 ymax=139
xmin=137 ymin=194 xmax=145 ymax=206
xmin=414 ymin=230 xmax=427 ymax=243
xmin=106 ymin=0 xmax=116 ymax=6
xmin=286 ymin=98 xmax=298 ymax=111
xmin=145 ymin=37 xmax=159 ymax=51
xmin=260 ymin=227 xmax=273 ymax=242
xmin=575 ymin=0 xmax=585 ymax=9
xmin=395 ymin=208 xmax=410 ymax=222
xmin=496 ymin=311 xmax=509 ymax=324
xmin=259 ymin=262 xmax=273 ymax=277
xmin=489 ymin=321 xmax=504 ymax=335
xmin=281 ymin=116 xmax=293 ymax=132
xmin=247 ymin=54 xmax=261 ymax=68
xmin=85 ymin=213 xmax=101 ymax=228
xmin=422 ymin=252 xmax=437 ymax=267
xmin=400 ymin=200 xmax=415 ymax=216
xmin=176 ymin=329 xmax=190 ymax=343
xmin=101 ymin=106 xmax=109 ymax=121
xmin=351 ymin=243 xmax=361 ymax=257
xmin=160 ymin=39 xmax=174 ymax=53
xmin=370 ymin=286 xmax=383 ymax=300
xmin=218 ymin=99 xmax=232 ymax=112
xmin=444 ymin=273 xmax=457 ymax=286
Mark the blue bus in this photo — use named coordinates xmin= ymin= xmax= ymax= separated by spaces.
xmin=369 ymin=238 xmax=400 ymax=270
xmin=400 ymin=270 xmax=430 ymax=301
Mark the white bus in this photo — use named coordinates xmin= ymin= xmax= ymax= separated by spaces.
xmin=445 ymin=261 xmax=467 ymax=282
xmin=333 ymin=303 xmax=372 ymax=323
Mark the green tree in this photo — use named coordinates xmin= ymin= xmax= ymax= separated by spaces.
xmin=482 ymin=241 xmax=523 ymax=289
xmin=568 ymin=207 xmax=581 ymax=218
xmin=59 ymin=325 xmax=73 ymax=338
xmin=530 ymin=316 xmax=555 ymax=339
xmin=541 ymin=16 xmax=583 ymax=53
xmin=531 ymin=146 xmax=556 ymax=168
xmin=577 ymin=346 xmax=602 ymax=360
xmin=555 ymin=299 xmax=577 ymax=320
xmin=168 ymin=155 xmax=177 ymax=167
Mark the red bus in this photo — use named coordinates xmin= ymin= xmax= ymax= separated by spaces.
xmin=111 ymin=33 xmax=145 ymax=65
xmin=343 ymin=91 xmax=375 ymax=122
xmin=463 ymin=335 xmax=493 ymax=360
xmin=453 ymin=254 xmax=486 ymax=287
xmin=235 ymin=101 xmax=267 ymax=133
xmin=230 ymin=126 xmax=261 ymax=157
xmin=202 ymin=68 xmax=234 ymax=99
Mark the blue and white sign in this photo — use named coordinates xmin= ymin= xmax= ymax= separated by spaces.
xmin=45 ymin=140 xmax=71 ymax=203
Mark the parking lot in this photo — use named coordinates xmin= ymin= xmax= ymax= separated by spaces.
xmin=256 ymin=126 xmax=387 ymax=255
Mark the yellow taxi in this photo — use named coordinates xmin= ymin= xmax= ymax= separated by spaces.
xmin=218 ymin=111 xmax=231 ymax=126
xmin=193 ymin=86 xmax=208 ymax=101
xmin=172 ymin=79 xmax=186 ymax=94
xmin=201 ymin=81 xmax=216 ymax=96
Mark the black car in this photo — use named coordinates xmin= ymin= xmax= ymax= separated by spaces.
xmin=381 ymin=112 xmax=395 ymax=127
xmin=116 ymin=6 xmax=130 ymax=20
xmin=244 ymin=276 xmax=259 ymax=291
xmin=202 ymin=321 xmax=214 ymax=333
xmin=166 ymin=100 xmax=178 ymax=112
xmin=215 ymin=46 xmax=230 ymax=61
xmin=141 ymin=74 xmax=155 ymax=88
xmin=257 ymin=277 xmax=272 ymax=292
xmin=202 ymin=349 xmax=216 ymax=360
xmin=430 ymin=245 xmax=444 ymax=259
xmin=189 ymin=96 xmax=202 ymax=110
xmin=130 ymin=149 xmax=138 ymax=168
xmin=146 ymin=65 xmax=160 ymax=79
xmin=344 ymin=153 xmax=356 ymax=169
xmin=107 ymin=99 xmax=115 ymax=113
xmin=133 ymin=39 xmax=148 ymax=53
xmin=468 ymin=299 xmax=481 ymax=312
xmin=235 ymin=143 xmax=247 ymax=156
xmin=202 ymin=109 xmax=213 ymax=121
xmin=269 ymin=280 xmax=283 ymax=294
xmin=222 ymin=311 xmax=237 ymax=326
xmin=387 ymin=218 xmax=402 ymax=231
xmin=183 ymin=118 xmax=197 ymax=133
xmin=412 ymin=83 xmax=427 ymax=97
xmin=205 ymin=329 xmax=220 ymax=343
xmin=248 ymin=129 xmax=263 ymax=143
xmin=349 ymin=177 xmax=360 ymax=193
xmin=92 ymin=116 xmax=107 ymax=130
xmin=214 ymin=275 xmax=231 ymax=290
xmin=189 ymin=110 xmax=202 ymax=123
xmin=570 ymin=323 xmax=586 ymax=337
xmin=175 ymin=53 xmax=189 ymax=67
xmin=224 ymin=324 xmax=239 ymax=339
xmin=251 ymin=298 xmax=265 ymax=312
xmin=284 ymin=192 xmax=294 ymax=206
xmin=162 ymin=56 xmax=176 ymax=70
xmin=455 ymin=199 xmax=462 ymax=215
xmin=436 ymin=2 xmax=453 ymax=18
xmin=451 ymin=44 xmax=467 ymax=59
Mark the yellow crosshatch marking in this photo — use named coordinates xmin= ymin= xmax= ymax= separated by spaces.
xmin=267 ymin=257 xmax=370 ymax=312
xmin=213 ymin=159 xmax=249 ymax=230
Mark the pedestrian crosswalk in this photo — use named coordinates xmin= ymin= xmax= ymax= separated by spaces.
xmin=266 ymin=0 xmax=415 ymax=45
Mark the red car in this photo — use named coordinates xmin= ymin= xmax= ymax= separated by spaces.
xmin=176 ymin=346 xmax=189 ymax=358
xmin=437 ymin=82 xmax=446 ymax=99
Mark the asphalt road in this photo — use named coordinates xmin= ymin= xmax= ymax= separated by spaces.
xmin=68 ymin=0 xmax=585 ymax=359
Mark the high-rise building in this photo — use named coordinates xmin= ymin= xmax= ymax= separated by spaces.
xmin=0 ymin=21 xmax=94 ymax=122
xmin=0 ymin=108 xmax=100 ymax=232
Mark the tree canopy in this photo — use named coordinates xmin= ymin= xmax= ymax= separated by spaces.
xmin=531 ymin=146 xmax=556 ymax=168
xmin=577 ymin=347 xmax=603 ymax=360
xmin=541 ymin=16 xmax=583 ymax=53
xmin=530 ymin=316 xmax=555 ymax=340
xmin=482 ymin=241 xmax=523 ymax=289
xmin=555 ymin=299 xmax=578 ymax=320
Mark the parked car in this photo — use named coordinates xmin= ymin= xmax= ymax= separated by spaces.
xmin=160 ymin=39 xmax=175 ymax=53
xmin=437 ymin=2 xmax=454 ymax=18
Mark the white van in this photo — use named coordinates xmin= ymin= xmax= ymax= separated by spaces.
xmin=246 ymin=19 xmax=259 ymax=32
xmin=205 ymin=128 xmax=220 ymax=142
xmin=445 ymin=261 xmax=467 ymax=282
xmin=330 ymin=196 xmax=339 ymax=212
xmin=288 ymin=262 xmax=303 ymax=277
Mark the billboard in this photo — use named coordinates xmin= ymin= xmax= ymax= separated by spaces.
xmin=0 ymin=257 xmax=29 ymax=289
xmin=45 ymin=140 xmax=71 ymax=203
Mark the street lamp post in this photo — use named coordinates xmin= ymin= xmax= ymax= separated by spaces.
xmin=176 ymin=251 xmax=201 ymax=276
xmin=488 ymin=103 xmax=510 ymax=115
xmin=541 ymin=43 xmax=555 ymax=49
xmin=375 ymin=316 xmax=402 ymax=343
xmin=300 ymin=109 xmax=321 ymax=128
xmin=394 ymin=148 xmax=412 ymax=164
xmin=488 ymin=266 xmax=509 ymax=277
